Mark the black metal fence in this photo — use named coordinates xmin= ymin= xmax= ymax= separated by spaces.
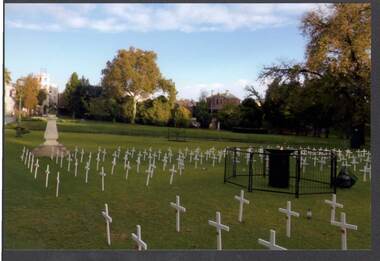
xmin=224 ymin=147 xmax=337 ymax=198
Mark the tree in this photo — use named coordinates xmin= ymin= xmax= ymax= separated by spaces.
xmin=4 ymin=68 xmax=11 ymax=85
xmin=15 ymin=75 xmax=40 ymax=116
xmin=257 ymin=4 xmax=370 ymax=141
xmin=239 ymin=98 xmax=263 ymax=129
xmin=301 ymin=3 xmax=370 ymax=139
xmin=101 ymin=47 xmax=176 ymax=123
xmin=173 ymin=105 xmax=192 ymax=128
xmin=217 ymin=104 xmax=241 ymax=130
xmin=137 ymin=96 xmax=172 ymax=126
xmin=63 ymin=72 xmax=81 ymax=118
xmin=193 ymin=100 xmax=211 ymax=128
xmin=37 ymin=89 xmax=48 ymax=106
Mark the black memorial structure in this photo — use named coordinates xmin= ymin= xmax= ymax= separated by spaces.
xmin=224 ymin=147 xmax=337 ymax=198
xmin=265 ymin=149 xmax=295 ymax=188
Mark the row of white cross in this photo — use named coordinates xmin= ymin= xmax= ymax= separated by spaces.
xmin=20 ymin=147 xmax=360 ymax=250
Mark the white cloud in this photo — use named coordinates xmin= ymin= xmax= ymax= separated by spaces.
xmin=178 ymin=78 xmax=271 ymax=101
xmin=5 ymin=3 xmax=329 ymax=33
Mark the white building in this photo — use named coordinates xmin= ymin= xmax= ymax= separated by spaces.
xmin=4 ymin=83 xmax=16 ymax=116
xmin=34 ymin=72 xmax=59 ymax=114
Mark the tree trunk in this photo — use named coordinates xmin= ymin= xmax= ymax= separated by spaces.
xmin=131 ymin=96 xmax=137 ymax=124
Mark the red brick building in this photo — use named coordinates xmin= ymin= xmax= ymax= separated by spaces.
xmin=206 ymin=91 xmax=240 ymax=113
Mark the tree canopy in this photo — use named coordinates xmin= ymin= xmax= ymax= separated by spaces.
xmin=101 ymin=47 xmax=177 ymax=123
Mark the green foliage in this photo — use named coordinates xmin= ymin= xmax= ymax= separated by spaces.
xmin=37 ymin=89 xmax=47 ymax=106
xmin=87 ymin=97 xmax=111 ymax=121
xmin=101 ymin=47 xmax=176 ymax=123
xmin=193 ymin=100 xmax=211 ymax=128
xmin=239 ymin=98 xmax=263 ymax=129
xmin=137 ymin=96 xmax=171 ymax=126
xmin=217 ymin=104 xmax=241 ymax=130
xmin=173 ymin=105 xmax=192 ymax=128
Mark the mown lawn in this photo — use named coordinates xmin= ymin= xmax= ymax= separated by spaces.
xmin=3 ymin=125 xmax=371 ymax=250
xmin=6 ymin=118 xmax=351 ymax=148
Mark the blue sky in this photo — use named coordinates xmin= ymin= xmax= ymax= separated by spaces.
xmin=5 ymin=3 xmax=328 ymax=100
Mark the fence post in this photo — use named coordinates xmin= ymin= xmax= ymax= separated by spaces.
xmin=233 ymin=148 xmax=237 ymax=177
xmin=331 ymin=151 xmax=337 ymax=194
xmin=295 ymin=150 xmax=301 ymax=198
xmin=248 ymin=151 xmax=253 ymax=192
xmin=263 ymin=152 xmax=267 ymax=178
xmin=224 ymin=148 xmax=228 ymax=183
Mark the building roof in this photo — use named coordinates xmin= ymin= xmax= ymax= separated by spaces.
xmin=207 ymin=91 xmax=240 ymax=100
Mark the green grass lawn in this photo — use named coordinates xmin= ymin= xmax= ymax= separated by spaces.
xmin=4 ymin=125 xmax=371 ymax=250
xmin=6 ymin=118 xmax=352 ymax=148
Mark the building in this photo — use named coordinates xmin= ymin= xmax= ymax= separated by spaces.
xmin=176 ymin=99 xmax=196 ymax=113
xmin=206 ymin=91 xmax=240 ymax=113
xmin=34 ymin=72 xmax=59 ymax=114
xmin=4 ymin=82 xmax=16 ymax=116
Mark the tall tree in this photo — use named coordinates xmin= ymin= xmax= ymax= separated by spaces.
xmin=101 ymin=47 xmax=176 ymax=123
xmin=63 ymin=72 xmax=81 ymax=118
xmin=15 ymin=75 xmax=40 ymax=116
xmin=37 ymin=89 xmax=48 ymax=106
xmin=301 ymin=3 xmax=371 ymax=130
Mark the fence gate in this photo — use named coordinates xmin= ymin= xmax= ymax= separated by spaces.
xmin=224 ymin=147 xmax=337 ymax=198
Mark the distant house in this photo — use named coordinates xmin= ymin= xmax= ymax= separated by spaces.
xmin=34 ymin=72 xmax=59 ymax=114
xmin=4 ymin=83 xmax=16 ymax=116
xmin=206 ymin=91 xmax=240 ymax=113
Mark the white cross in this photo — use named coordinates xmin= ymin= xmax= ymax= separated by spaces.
xmin=136 ymin=157 xmax=141 ymax=173
xmin=360 ymin=165 xmax=371 ymax=182
xmin=169 ymin=165 xmax=177 ymax=185
xmin=21 ymin=146 xmax=25 ymax=161
xmin=208 ymin=211 xmax=230 ymax=250
xmin=96 ymin=153 xmax=101 ymax=171
xmin=162 ymin=156 xmax=168 ymax=171
xmin=102 ymin=148 xmax=106 ymax=162
xmin=74 ymin=159 xmax=78 ymax=177
xmin=258 ymin=229 xmax=287 ymax=250
xmin=131 ymin=225 xmax=147 ymax=251
xmin=324 ymin=194 xmax=343 ymax=223
xmin=24 ymin=149 xmax=29 ymax=165
xmin=170 ymin=195 xmax=186 ymax=232
xmin=101 ymin=203 xmax=112 ymax=246
xmin=234 ymin=190 xmax=250 ymax=222
xmin=278 ymin=201 xmax=300 ymax=238
xmin=80 ymin=148 xmax=85 ymax=163
xmin=88 ymin=152 xmax=92 ymax=165
xmin=351 ymin=157 xmax=358 ymax=171
xmin=45 ymin=164 xmax=50 ymax=188
xmin=67 ymin=154 xmax=72 ymax=172
xmin=123 ymin=153 xmax=129 ymax=170
xmin=85 ymin=161 xmax=90 ymax=183
xmin=125 ymin=161 xmax=131 ymax=180
xmin=111 ymin=157 xmax=116 ymax=175
xmin=34 ymin=159 xmax=40 ymax=179
xmin=100 ymin=167 xmax=106 ymax=192
xmin=27 ymin=151 xmax=32 ymax=169
xmin=30 ymin=154 xmax=34 ymax=173
xmin=331 ymin=212 xmax=358 ymax=250
xmin=145 ymin=167 xmax=152 ymax=186
xmin=74 ymin=146 xmax=78 ymax=159
xmin=56 ymin=172 xmax=60 ymax=197
xmin=194 ymin=155 xmax=199 ymax=169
